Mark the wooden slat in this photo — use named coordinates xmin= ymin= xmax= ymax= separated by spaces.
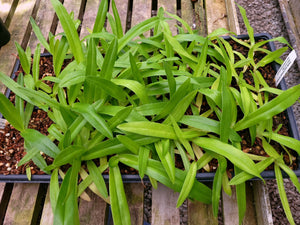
xmin=0 ymin=0 xmax=13 ymax=23
xmin=79 ymin=189 xmax=107 ymax=225
xmin=188 ymin=199 xmax=217 ymax=225
xmin=28 ymin=0 xmax=56 ymax=51
xmin=222 ymin=185 xmax=258 ymax=225
xmin=252 ymin=181 xmax=273 ymax=225
xmin=124 ymin=183 xmax=144 ymax=225
xmin=3 ymin=183 xmax=40 ymax=224
xmin=151 ymin=183 xmax=180 ymax=225
xmin=224 ymin=0 xmax=240 ymax=34
xmin=158 ymin=0 xmax=177 ymax=34
xmin=40 ymin=186 xmax=54 ymax=225
xmin=131 ymin=0 xmax=152 ymax=36
xmin=194 ymin=0 xmax=206 ymax=35
xmin=289 ymin=0 xmax=300 ymax=33
xmin=278 ymin=0 xmax=300 ymax=71
xmin=0 ymin=0 xmax=36 ymax=93
xmin=181 ymin=0 xmax=194 ymax=29
xmin=107 ymin=0 xmax=128 ymax=34
xmin=80 ymin=0 xmax=101 ymax=38
xmin=56 ymin=0 xmax=82 ymax=34
xmin=205 ymin=0 xmax=229 ymax=34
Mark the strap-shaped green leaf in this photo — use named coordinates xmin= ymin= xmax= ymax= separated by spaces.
xmin=86 ymin=76 xmax=126 ymax=102
xmin=87 ymin=160 xmax=108 ymax=198
xmin=83 ymin=135 xmax=158 ymax=160
xmin=138 ymin=146 xmax=150 ymax=179
xmin=193 ymin=137 xmax=262 ymax=179
xmin=229 ymin=157 xmax=274 ymax=185
xmin=118 ymin=154 xmax=212 ymax=204
xmin=15 ymin=42 xmax=31 ymax=74
xmin=237 ymin=4 xmax=254 ymax=45
xmin=234 ymin=84 xmax=300 ymax=131
xmin=179 ymin=115 xmax=241 ymax=142
xmin=100 ymin=38 xmax=118 ymax=80
xmin=118 ymin=16 xmax=160 ymax=52
xmin=109 ymin=165 xmax=131 ymax=225
xmin=50 ymin=0 xmax=84 ymax=63
xmin=0 ymin=93 xmax=24 ymax=132
xmin=176 ymin=161 xmax=197 ymax=207
xmin=155 ymin=141 xmax=175 ymax=183
xmin=30 ymin=17 xmax=51 ymax=52
xmin=275 ymin=164 xmax=296 ymax=225
xmin=93 ymin=0 xmax=108 ymax=33
xmin=112 ymin=79 xmax=149 ymax=104
xmin=46 ymin=146 xmax=84 ymax=170
xmin=263 ymin=132 xmax=300 ymax=155
xmin=72 ymin=103 xmax=113 ymax=139
xmin=21 ymin=129 xmax=60 ymax=157
xmin=153 ymin=78 xmax=191 ymax=121
xmin=234 ymin=166 xmax=247 ymax=225
xmin=111 ymin=0 xmax=123 ymax=38
xmin=117 ymin=135 xmax=139 ymax=155
xmin=118 ymin=121 xmax=177 ymax=139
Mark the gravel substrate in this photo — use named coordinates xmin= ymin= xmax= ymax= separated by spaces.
xmin=235 ymin=0 xmax=300 ymax=224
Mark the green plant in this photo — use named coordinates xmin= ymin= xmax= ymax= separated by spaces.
xmin=0 ymin=0 xmax=299 ymax=224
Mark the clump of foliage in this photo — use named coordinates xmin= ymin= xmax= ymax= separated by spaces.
xmin=0 ymin=0 xmax=299 ymax=224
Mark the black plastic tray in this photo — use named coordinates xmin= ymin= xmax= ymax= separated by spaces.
xmin=0 ymin=33 xmax=299 ymax=183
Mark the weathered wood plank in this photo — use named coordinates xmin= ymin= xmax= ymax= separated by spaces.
xmin=289 ymin=0 xmax=300 ymax=35
xmin=244 ymin=183 xmax=258 ymax=225
xmin=151 ymin=183 xmax=180 ymax=225
xmin=222 ymin=185 xmax=258 ymax=225
xmin=0 ymin=0 xmax=13 ymax=23
xmin=124 ymin=183 xmax=144 ymax=225
xmin=40 ymin=186 xmax=54 ymax=225
xmin=79 ymin=188 xmax=107 ymax=225
xmin=278 ymin=0 xmax=300 ymax=71
xmin=56 ymin=0 xmax=82 ymax=35
xmin=188 ymin=199 xmax=217 ymax=225
xmin=3 ymin=183 xmax=40 ymax=224
xmin=131 ymin=0 xmax=152 ymax=35
xmin=205 ymin=0 xmax=229 ymax=34
xmin=224 ymin=0 xmax=240 ymax=34
xmin=80 ymin=0 xmax=101 ymax=38
xmin=107 ymin=0 xmax=128 ymax=34
xmin=28 ymin=0 xmax=56 ymax=51
xmin=252 ymin=181 xmax=273 ymax=225
xmin=158 ymin=0 xmax=177 ymax=34
xmin=194 ymin=0 xmax=206 ymax=35
xmin=181 ymin=0 xmax=194 ymax=29
xmin=0 ymin=0 xmax=36 ymax=93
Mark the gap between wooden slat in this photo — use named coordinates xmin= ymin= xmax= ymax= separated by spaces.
xmin=0 ymin=183 xmax=13 ymax=224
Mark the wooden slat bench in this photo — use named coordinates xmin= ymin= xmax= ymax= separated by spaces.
xmin=0 ymin=0 xmax=274 ymax=224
